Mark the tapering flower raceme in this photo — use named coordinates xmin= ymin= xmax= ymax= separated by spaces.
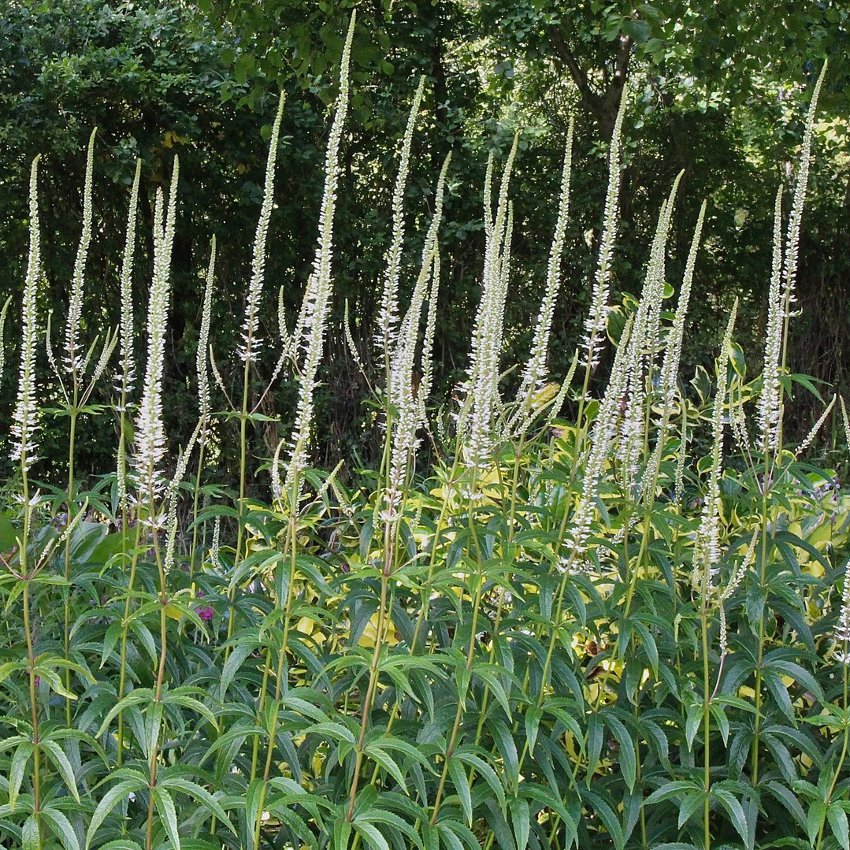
xmin=463 ymin=135 xmax=519 ymax=472
xmin=781 ymin=62 xmax=826 ymax=313
xmin=795 ymin=394 xmax=836 ymax=456
xmin=197 ymin=236 xmax=216 ymax=441
xmin=841 ymin=396 xmax=850 ymax=449
xmin=511 ymin=120 xmax=574 ymax=433
xmin=417 ymin=245 xmax=441 ymax=427
xmin=134 ymin=159 xmax=179 ymax=502
xmin=0 ymin=295 xmax=11 ymax=388
xmin=391 ymin=154 xmax=451 ymax=415
xmin=581 ymin=82 xmax=627 ymax=369
xmin=11 ymin=157 xmax=42 ymax=472
xmin=729 ymin=385 xmax=753 ymax=462
xmin=835 ymin=557 xmax=850 ymax=657
xmin=640 ymin=199 xmax=706 ymax=498
xmin=238 ymin=91 xmax=285 ymax=364
xmin=619 ymin=175 xmax=681 ymax=489
xmin=210 ymin=515 xmax=222 ymax=572
xmin=386 ymin=156 xmax=450 ymax=508
xmin=278 ymin=285 xmax=292 ymax=357
xmin=163 ymin=424 xmax=200 ymax=574
xmin=64 ymin=128 xmax=97 ymax=376
xmin=693 ymin=302 xmax=737 ymax=594
xmin=565 ymin=316 xmax=634 ymax=564
xmin=674 ymin=399 xmax=688 ymax=505
xmin=343 ymin=299 xmax=366 ymax=376
xmin=718 ymin=531 xmax=757 ymax=659
xmin=544 ymin=351 xmax=580 ymax=430
xmin=376 ymin=76 xmax=426 ymax=371
xmin=758 ymin=187 xmax=784 ymax=454
xmin=116 ymin=159 xmax=142 ymax=401
xmin=658 ymin=202 xmax=706 ymax=410
xmin=283 ymin=12 xmax=355 ymax=498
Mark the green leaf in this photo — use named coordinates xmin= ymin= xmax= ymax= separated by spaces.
xmin=41 ymin=806 xmax=81 ymax=850
xmin=448 ymin=757 xmax=472 ymax=826
xmin=9 ymin=742 xmax=33 ymax=808
xmin=159 ymin=776 xmax=236 ymax=834
xmin=508 ymin=797 xmax=530 ymax=850
xmin=353 ymin=821 xmax=390 ymax=850
xmin=829 ymin=803 xmax=850 ymax=850
xmin=808 ymin=801 xmax=828 ymax=846
xmin=22 ymin=815 xmax=40 ymax=850
xmin=364 ymin=743 xmax=407 ymax=791
xmin=86 ymin=778 xmax=147 ymax=849
xmin=714 ymin=788 xmax=752 ymax=850
xmin=42 ymin=739 xmax=80 ymax=802
xmin=153 ymin=787 xmax=180 ymax=850
xmin=603 ymin=712 xmax=636 ymax=792
xmin=454 ymin=750 xmax=506 ymax=811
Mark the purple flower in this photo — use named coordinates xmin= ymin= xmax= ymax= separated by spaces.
xmin=197 ymin=606 xmax=214 ymax=622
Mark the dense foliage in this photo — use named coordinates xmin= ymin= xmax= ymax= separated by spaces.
xmin=2 ymin=10 xmax=850 ymax=850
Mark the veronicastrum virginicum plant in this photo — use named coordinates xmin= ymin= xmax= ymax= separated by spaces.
xmin=2 ymin=46 xmax=850 ymax=850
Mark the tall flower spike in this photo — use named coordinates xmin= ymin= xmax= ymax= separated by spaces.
xmin=841 ymin=396 xmax=850 ymax=450
xmin=197 ymin=236 xmax=216 ymax=441
xmin=376 ymin=76 xmax=426 ymax=370
xmin=463 ymin=135 xmax=519 ymax=470
xmin=163 ymin=424 xmax=200 ymax=574
xmin=718 ymin=531 xmax=757 ymax=661
xmin=795 ymin=394 xmax=835 ymax=457
xmin=782 ymin=61 xmax=826 ymax=311
xmin=134 ymin=159 xmax=179 ymax=503
xmin=392 ymin=153 xmax=451 ymax=412
xmin=239 ymin=91 xmax=286 ymax=364
xmin=418 ymin=243 xmax=441 ymax=427
xmin=387 ymin=156 xmax=450 ymax=506
xmin=619 ymin=173 xmax=682 ymax=490
xmin=758 ymin=186 xmax=784 ymax=454
xmin=674 ymin=397 xmax=688 ymax=505
xmin=582 ymin=81 xmax=627 ymax=368
xmin=116 ymin=159 xmax=142 ymax=401
xmin=640 ymin=200 xmax=706 ymax=499
xmin=834 ymin=555 xmax=850 ymax=661
xmin=0 ymin=295 xmax=11 ymax=387
xmin=693 ymin=302 xmax=737 ymax=594
xmin=566 ymin=317 xmax=634 ymax=565
xmin=283 ymin=11 xmax=355 ymax=499
xmin=512 ymin=119 xmax=574 ymax=433
xmin=11 ymin=157 xmax=42 ymax=472
xmin=658 ymin=201 xmax=707 ymax=410
xmin=64 ymin=128 xmax=97 ymax=376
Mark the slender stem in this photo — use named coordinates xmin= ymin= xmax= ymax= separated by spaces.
xmin=430 ymin=473 xmax=484 ymax=824
xmin=144 ymin=502 xmax=166 ymax=850
xmin=226 ymin=361 xmax=252 ymax=655
xmin=63 ymin=403 xmax=79 ymax=724
xmin=20 ymin=464 xmax=41 ymax=846
xmin=189 ymin=436 xmax=206 ymax=579
xmin=751 ymin=457 xmax=771 ymax=784
xmin=347 ymin=514 xmax=395 ymax=819
xmin=701 ymin=594 xmax=712 ymax=850
xmin=815 ymin=663 xmax=849 ymax=850
xmin=116 ymin=520 xmax=144 ymax=767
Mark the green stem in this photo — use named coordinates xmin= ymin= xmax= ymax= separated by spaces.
xmin=189 ymin=435 xmax=206 ymax=580
xmin=815 ymin=663 xmax=849 ymax=850
xmin=63 ymin=404 xmax=78 ymax=725
xmin=144 ymin=504 xmax=166 ymax=850
xmin=116 ymin=520 xmax=144 ymax=767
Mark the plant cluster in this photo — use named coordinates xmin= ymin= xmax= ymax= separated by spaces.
xmin=0 ymin=21 xmax=848 ymax=850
